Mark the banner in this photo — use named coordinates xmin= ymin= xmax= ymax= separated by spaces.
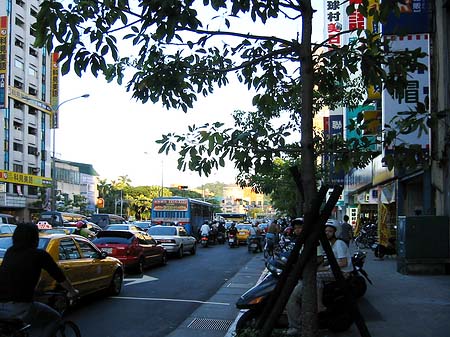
xmin=0 ymin=170 xmax=52 ymax=187
xmin=377 ymin=203 xmax=390 ymax=247
xmin=50 ymin=53 xmax=60 ymax=128
xmin=382 ymin=0 xmax=431 ymax=35
xmin=0 ymin=16 xmax=8 ymax=109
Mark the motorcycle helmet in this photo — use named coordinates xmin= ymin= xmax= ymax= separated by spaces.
xmin=291 ymin=218 xmax=304 ymax=226
xmin=76 ymin=221 xmax=85 ymax=229
xmin=325 ymin=221 xmax=338 ymax=231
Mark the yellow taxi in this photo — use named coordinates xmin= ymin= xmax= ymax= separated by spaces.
xmin=236 ymin=224 xmax=253 ymax=244
xmin=0 ymin=233 xmax=124 ymax=297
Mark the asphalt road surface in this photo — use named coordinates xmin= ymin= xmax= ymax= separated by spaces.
xmin=65 ymin=241 xmax=255 ymax=337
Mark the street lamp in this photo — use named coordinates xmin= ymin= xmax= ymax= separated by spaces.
xmin=50 ymin=94 xmax=90 ymax=211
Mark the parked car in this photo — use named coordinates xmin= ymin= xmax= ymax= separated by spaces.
xmin=93 ymin=230 xmax=166 ymax=273
xmin=148 ymin=225 xmax=197 ymax=258
xmin=104 ymin=224 xmax=145 ymax=232
xmin=0 ymin=233 xmax=124 ymax=297
xmin=38 ymin=211 xmax=87 ymax=227
xmin=90 ymin=214 xmax=127 ymax=229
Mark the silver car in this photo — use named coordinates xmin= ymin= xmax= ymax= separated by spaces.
xmin=148 ymin=225 xmax=196 ymax=258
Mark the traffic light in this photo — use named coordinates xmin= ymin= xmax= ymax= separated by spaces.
xmin=96 ymin=197 xmax=105 ymax=208
xmin=178 ymin=186 xmax=188 ymax=190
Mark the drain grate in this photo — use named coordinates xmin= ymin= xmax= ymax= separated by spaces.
xmin=187 ymin=318 xmax=234 ymax=331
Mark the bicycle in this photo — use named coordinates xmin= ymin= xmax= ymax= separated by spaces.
xmin=0 ymin=291 xmax=81 ymax=337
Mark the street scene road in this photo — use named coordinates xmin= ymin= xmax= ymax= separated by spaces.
xmin=64 ymin=244 xmax=254 ymax=337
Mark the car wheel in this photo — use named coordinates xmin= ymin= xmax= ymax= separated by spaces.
xmin=177 ymin=245 xmax=184 ymax=259
xmin=108 ymin=270 xmax=123 ymax=296
xmin=190 ymin=243 xmax=197 ymax=255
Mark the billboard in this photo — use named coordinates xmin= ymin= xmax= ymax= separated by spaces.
xmin=382 ymin=0 xmax=431 ymax=35
xmin=50 ymin=53 xmax=60 ymax=128
xmin=382 ymin=34 xmax=430 ymax=152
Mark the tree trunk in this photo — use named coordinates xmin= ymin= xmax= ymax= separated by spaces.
xmin=299 ymin=1 xmax=319 ymax=336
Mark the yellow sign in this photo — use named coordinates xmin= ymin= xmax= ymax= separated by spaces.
xmin=0 ymin=170 xmax=52 ymax=187
xmin=8 ymin=86 xmax=52 ymax=114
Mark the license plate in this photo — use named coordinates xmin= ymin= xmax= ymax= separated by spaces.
xmin=239 ymin=231 xmax=246 ymax=235
xmin=229 ymin=239 xmax=235 ymax=243
xmin=250 ymin=243 xmax=257 ymax=248
xmin=102 ymin=248 xmax=113 ymax=254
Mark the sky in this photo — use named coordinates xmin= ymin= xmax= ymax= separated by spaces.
xmin=54 ymin=2 xmax=325 ymax=189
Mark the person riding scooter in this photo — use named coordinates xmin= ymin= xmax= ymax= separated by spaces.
xmin=74 ymin=221 xmax=95 ymax=239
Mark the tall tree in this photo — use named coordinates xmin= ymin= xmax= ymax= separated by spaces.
xmin=34 ymin=1 xmax=427 ymax=335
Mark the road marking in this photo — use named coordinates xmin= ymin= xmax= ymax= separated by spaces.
xmin=111 ymin=296 xmax=230 ymax=306
xmin=124 ymin=275 xmax=158 ymax=286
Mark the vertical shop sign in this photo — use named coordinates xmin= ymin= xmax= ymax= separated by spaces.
xmin=0 ymin=16 xmax=8 ymax=109
xmin=382 ymin=34 xmax=430 ymax=152
xmin=50 ymin=53 xmax=60 ymax=128
xmin=325 ymin=0 xmax=343 ymax=48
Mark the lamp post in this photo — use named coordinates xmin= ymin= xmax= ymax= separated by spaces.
xmin=50 ymin=94 xmax=90 ymax=211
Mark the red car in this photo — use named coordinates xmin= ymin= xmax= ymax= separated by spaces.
xmin=93 ymin=230 xmax=166 ymax=273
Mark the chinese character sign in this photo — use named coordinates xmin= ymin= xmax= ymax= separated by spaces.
xmin=0 ymin=16 xmax=8 ymax=109
xmin=382 ymin=34 xmax=430 ymax=150
xmin=324 ymin=0 xmax=343 ymax=48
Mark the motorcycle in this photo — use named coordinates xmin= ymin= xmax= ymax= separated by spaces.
xmin=235 ymin=251 xmax=371 ymax=333
xmin=200 ymin=234 xmax=209 ymax=248
xmin=354 ymin=223 xmax=378 ymax=249
xmin=248 ymin=236 xmax=261 ymax=254
xmin=373 ymin=237 xmax=397 ymax=259
xmin=217 ymin=231 xmax=226 ymax=244
xmin=228 ymin=233 xmax=238 ymax=248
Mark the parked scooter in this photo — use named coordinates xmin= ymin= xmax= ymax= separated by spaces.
xmin=228 ymin=234 xmax=238 ymax=248
xmin=235 ymin=251 xmax=371 ymax=333
xmin=373 ymin=237 xmax=397 ymax=259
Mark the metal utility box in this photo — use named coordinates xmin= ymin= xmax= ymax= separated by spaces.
xmin=397 ymin=216 xmax=450 ymax=274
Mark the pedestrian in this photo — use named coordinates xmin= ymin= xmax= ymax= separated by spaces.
xmin=338 ymin=215 xmax=353 ymax=246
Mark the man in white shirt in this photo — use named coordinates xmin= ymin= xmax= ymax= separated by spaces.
xmin=200 ymin=222 xmax=211 ymax=236
xmin=286 ymin=222 xmax=351 ymax=336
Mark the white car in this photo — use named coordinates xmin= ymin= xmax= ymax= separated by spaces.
xmin=148 ymin=225 xmax=196 ymax=258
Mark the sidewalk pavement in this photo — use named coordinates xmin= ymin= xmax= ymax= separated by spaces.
xmin=167 ymin=248 xmax=450 ymax=337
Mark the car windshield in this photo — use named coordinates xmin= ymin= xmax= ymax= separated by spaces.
xmin=0 ymin=237 xmax=49 ymax=258
xmin=148 ymin=226 xmax=177 ymax=236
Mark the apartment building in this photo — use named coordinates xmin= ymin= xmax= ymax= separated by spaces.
xmin=0 ymin=0 xmax=53 ymax=221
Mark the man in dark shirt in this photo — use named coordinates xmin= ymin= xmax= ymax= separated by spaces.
xmin=0 ymin=223 xmax=78 ymax=337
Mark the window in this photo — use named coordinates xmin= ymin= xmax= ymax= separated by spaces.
xmin=28 ymin=186 xmax=38 ymax=195
xmin=12 ymin=164 xmax=23 ymax=172
xmin=28 ymin=146 xmax=38 ymax=155
xmin=28 ymin=87 xmax=38 ymax=96
xmin=14 ymin=38 xmax=24 ymax=49
xmin=14 ymin=58 xmax=24 ymax=70
xmin=28 ymin=67 xmax=38 ymax=78
xmin=29 ymin=47 xmax=38 ymax=57
xmin=30 ymin=7 xmax=38 ymax=17
xmin=15 ymin=17 xmax=25 ymax=29
xmin=28 ymin=107 xmax=38 ymax=116
xmin=13 ymin=79 xmax=23 ymax=89
xmin=28 ymin=127 xmax=37 ymax=136
xmin=76 ymin=239 xmax=100 ymax=259
xmin=13 ymin=121 xmax=22 ymax=131
xmin=29 ymin=27 xmax=36 ymax=37
xmin=13 ymin=100 xmax=24 ymax=110
xmin=59 ymin=239 xmax=81 ymax=260
xmin=13 ymin=143 xmax=23 ymax=153
xmin=16 ymin=0 xmax=25 ymax=7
